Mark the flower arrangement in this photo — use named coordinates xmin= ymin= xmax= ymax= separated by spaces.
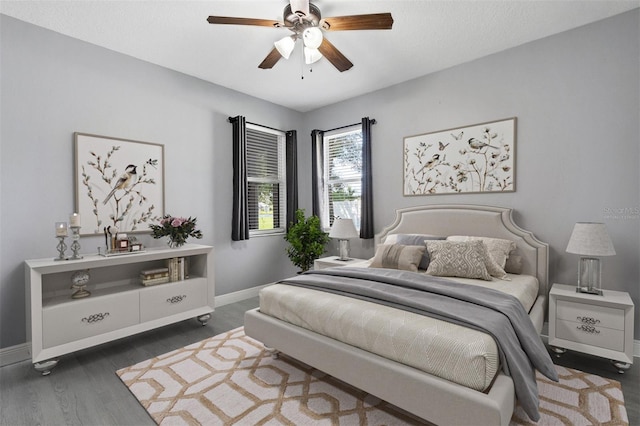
xmin=149 ymin=215 xmax=203 ymax=248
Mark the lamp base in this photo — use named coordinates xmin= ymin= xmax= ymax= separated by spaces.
xmin=576 ymin=287 xmax=603 ymax=296
xmin=337 ymin=239 xmax=351 ymax=261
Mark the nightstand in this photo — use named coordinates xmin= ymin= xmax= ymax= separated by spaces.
xmin=314 ymin=256 xmax=367 ymax=270
xmin=549 ymin=283 xmax=634 ymax=373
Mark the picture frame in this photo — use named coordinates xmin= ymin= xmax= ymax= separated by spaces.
xmin=403 ymin=117 xmax=516 ymax=196
xmin=74 ymin=132 xmax=165 ymax=236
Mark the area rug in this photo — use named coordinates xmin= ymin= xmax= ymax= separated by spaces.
xmin=117 ymin=327 xmax=628 ymax=425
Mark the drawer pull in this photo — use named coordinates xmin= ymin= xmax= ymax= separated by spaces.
xmin=577 ymin=324 xmax=600 ymax=334
xmin=82 ymin=312 xmax=110 ymax=323
xmin=167 ymin=295 xmax=187 ymax=304
xmin=576 ymin=316 xmax=600 ymax=325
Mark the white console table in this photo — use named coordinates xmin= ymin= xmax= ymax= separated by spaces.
xmin=25 ymin=244 xmax=214 ymax=375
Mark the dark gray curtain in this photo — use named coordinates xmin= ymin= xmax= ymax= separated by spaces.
xmin=360 ymin=117 xmax=375 ymax=239
xmin=230 ymin=116 xmax=249 ymax=241
xmin=286 ymin=130 xmax=298 ymax=230
xmin=310 ymin=129 xmax=327 ymax=228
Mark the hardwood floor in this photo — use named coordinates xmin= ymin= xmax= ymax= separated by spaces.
xmin=1 ymin=296 xmax=637 ymax=425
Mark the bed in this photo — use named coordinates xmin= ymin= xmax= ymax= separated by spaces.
xmin=245 ymin=204 xmax=554 ymax=425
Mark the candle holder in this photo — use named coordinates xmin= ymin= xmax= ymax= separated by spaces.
xmin=54 ymin=236 xmax=68 ymax=261
xmin=69 ymin=226 xmax=83 ymax=260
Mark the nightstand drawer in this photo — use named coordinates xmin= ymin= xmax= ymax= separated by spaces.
xmin=556 ymin=319 xmax=624 ymax=351
xmin=556 ymin=300 xmax=624 ymax=330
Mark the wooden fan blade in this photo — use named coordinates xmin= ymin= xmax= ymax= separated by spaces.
xmin=318 ymin=38 xmax=353 ymax=72
xmin=258 ymin=47 xmax=282 ymax=69
xmin=207 ymin=16 xmax=283 ymax=28
xmin=321 ymin=13 xmax=393 ymax=31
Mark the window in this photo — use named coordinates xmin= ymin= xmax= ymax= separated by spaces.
xmin=246 ymin=124 xmax=287 ymax=235
xmin=323 ymin=125 xmax=363 ymax=230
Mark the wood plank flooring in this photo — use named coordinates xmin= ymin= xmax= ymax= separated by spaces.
xmin=1 ymin=296 xmax=637 ymax=425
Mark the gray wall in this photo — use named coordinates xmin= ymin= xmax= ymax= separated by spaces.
xmin=0 ymin=15 xmax=300 ymax=349
xmin=1 ymin=9 xmax=639 ymax=350
xmin=300 ymin=10 xmax=639 ymax=334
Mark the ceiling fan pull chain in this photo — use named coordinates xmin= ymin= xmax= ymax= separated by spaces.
xmin=301 ymin=43 xmax=305 ymax=79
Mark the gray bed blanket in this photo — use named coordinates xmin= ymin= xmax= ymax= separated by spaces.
xmin=280 ymin=267 xmax=558 ymax=422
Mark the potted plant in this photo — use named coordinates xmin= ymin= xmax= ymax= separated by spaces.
xmin=284 ymin=209 xmax=330 ymax=273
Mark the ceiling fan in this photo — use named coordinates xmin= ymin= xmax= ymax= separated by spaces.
xmin=207 ymin=0 xmax=393 ymax=72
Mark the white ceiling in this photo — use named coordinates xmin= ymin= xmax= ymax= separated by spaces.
xmin=2 ymin=1 xmax=638 ymax=112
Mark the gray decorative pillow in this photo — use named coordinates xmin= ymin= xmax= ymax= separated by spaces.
xmin=425 ymin=240 xmax=492 ymax=281
xmin=370 ymin=244 xmax=426 ymax=272
xmin=505 ymin=254 xmax=523 ymax=274
xmin=395 ymin=234 xmax=446 ymax=270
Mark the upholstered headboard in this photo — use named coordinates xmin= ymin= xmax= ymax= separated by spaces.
xmin=375 ymin=204 xmax=549 ymax=297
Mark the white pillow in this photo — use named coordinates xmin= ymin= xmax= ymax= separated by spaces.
xmin=447 ymin=236 xmax=516 ymax=268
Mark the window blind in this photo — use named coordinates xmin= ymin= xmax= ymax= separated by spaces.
xmin=247 ymin=126 xmax=286 ymax=233
xmin=325 ymin=128 xmax=363 ymax=228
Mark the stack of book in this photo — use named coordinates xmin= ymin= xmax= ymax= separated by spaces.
xmin=167 ymin=257 xmax=189 ymax=282
xmin=140 ymin=267 xmax=170 ymax=286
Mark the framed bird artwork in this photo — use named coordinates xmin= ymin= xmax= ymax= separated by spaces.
xmin=74 ymin=132 xmax=165 ymax=236
xmin=403 ymin=117 xmax=516 ymax=196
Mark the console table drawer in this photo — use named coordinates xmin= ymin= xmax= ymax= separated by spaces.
xmin=556 ymin=300 xmax=624 ymax=330
xmin=43 ymin=293 xmax=139 ymax=348
xmin=140 ymin=278 xmax=208 ymax=322
xmin=555 ymin=319 xmax=624 ymax=352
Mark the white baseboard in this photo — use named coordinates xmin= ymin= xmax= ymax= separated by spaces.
xmin=215 ymin=284 xmax=268 ymax=308
xmin=0 ymin=343 xmax=30 ymax=367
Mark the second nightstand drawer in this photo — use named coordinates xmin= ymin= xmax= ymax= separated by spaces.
xmin=556 ymin=300 xmax=624 ymax=330
xmin=556 ymin=319 xmax=625 ymax=351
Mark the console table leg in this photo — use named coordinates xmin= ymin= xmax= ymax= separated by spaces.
xmin=34 ymin=359 xmax=58 ymax=376
xmin=550 ymin=346 xmax=567 ymax=358
xmin=196 ymin=313 xmax=211 ymax=326
xmin=611 ymin=360 xmax=631 ymax=374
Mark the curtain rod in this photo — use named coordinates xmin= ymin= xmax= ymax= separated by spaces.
xmin=322 ymin=119 xmax=376 ymax=133
xmin=227 ymin=117 xmax=289 ymax=134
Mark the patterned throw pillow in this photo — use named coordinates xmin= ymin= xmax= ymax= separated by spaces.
xmin=447 ymin=236 xmax=516 ymax=268
xmin=370 ymin=244 xmax=426 ymax=272
xmin=395 ymin=234 xmax=446 ymax=270
xmin=425 ymin=240 xmax=492 ymax=281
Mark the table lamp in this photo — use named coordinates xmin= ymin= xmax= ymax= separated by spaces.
xmin=329 ymin=218 xmax=359 ymax=261
xmin=566 ymin=222 xmax=615 ymax=295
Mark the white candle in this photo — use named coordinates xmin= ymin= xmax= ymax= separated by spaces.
xmin=55 ymin=222 xmax=68 ymax=237
xmin=69 ymin=213 xmax=81 ymax=227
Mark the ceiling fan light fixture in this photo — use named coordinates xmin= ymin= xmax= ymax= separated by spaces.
xmin=302 ymin=27 xmax=323 ymax=49
xmin=274 ymin=35 xmax=296 ymax=59
xmin=304 ymin=46 xmax=323 ymax=64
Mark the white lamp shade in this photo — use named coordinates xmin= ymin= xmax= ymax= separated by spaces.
xmin=304 ymin=46 xmax=323 ymax=64
xmin=302 ymin=27 xmax=323 ymax=49
xmin=274 ymin=36 xmax=296 ymax=59
xmin=329 ymin=218 xmax=358 ymax=239
xmin=566 ymin=222 xmax=616 ymax=256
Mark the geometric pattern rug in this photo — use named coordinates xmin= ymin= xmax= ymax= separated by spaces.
xmin=117 ymin=327 xmax=628 ymax=425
